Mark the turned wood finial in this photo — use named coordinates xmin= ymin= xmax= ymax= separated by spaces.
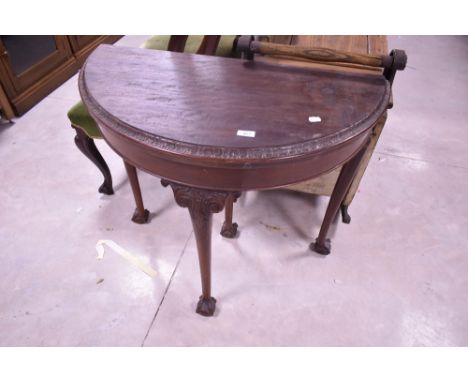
xmin=383 ymin=49 xmax=408 ymax=84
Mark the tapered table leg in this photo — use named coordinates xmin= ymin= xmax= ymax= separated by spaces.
xmin=162 ymin=180 xmax=238 ymax=316
xmin=312 ymin=141 xmax=370 ymax=255
xmin=221 ymin=192 xmax=241 ymax=238
xmin=124 ymin=161 xmax=149 ymax=224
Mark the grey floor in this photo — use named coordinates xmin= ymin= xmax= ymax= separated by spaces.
xmin=0 ymin=35 xmax=467 ymax=346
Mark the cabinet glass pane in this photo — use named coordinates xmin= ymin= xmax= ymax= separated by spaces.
xmin=2 ymin=36 xmax=57 ymax=76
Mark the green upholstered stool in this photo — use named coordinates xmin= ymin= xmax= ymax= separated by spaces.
xmin=69 ymin=35 xmax=238 ymax=196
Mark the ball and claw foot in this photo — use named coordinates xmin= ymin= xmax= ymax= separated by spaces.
xmin=220 ymin=222 xmax=238 ymax=238
xmin=131 ymin=208 xmax=150 ymax=224
xmin=196 ymin=296 xmax=217 ymax=317
xmin=98 ymin=182 xmax=114 ymax=195
xmin=341 ymin=205 xmax=351 ymax=224
xmin=311 ymin=238 xmax=331 ymax=255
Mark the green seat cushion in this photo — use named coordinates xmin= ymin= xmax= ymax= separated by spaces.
xmin=213 ymin=35 xmax=238 ymax=57
xmin=67 ymin=101 xmax=101 ymax=139
xmin=142 ymin=35 xmax=237 ymax=57
xmin=70 ymin=35 xmax=237 ymax=138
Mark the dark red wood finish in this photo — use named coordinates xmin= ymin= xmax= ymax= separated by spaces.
xmin=79 ymin=45 xmax=391 ymax=316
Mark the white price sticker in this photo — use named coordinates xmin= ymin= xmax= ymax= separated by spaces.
xmin=237 ymin=130 xmax=256 ymax=138
xmin=308 ymin=116 xmax=322 ymax=123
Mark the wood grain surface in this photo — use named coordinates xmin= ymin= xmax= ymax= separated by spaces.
xmin=250 ymin=41 xmax=384 ymax=67
xmin=276 ymin=36 xmax=389 ymax=200
xmin=80 ymin=45 xmax=390 ymax=161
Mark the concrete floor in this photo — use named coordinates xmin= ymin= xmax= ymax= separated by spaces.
xmin=0 ymin=35 xmax=467 ymax=346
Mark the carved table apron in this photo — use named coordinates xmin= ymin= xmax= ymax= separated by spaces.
xmin=79 ymin=45 xmax=391 ymax=316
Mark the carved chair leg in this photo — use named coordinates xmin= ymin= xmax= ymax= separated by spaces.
xmin=73 ymin=126 xmax=114 ymax=195
xmin=341 ymin=204 xmax=351 ymax=224
xmin=311 ymin=141 xmax=370 ymax=255
xmin=124 ymin=161 xmax=149 ymax=224
xmin=167 ymin=35 xmax=189 ymax=52
xmin=220 ymin=192 xmax=241 ymax=238
xmin=197 ymin=35 xmax=221 ymax=55
xmin=162 ymin=180 xmax=237 ymax=316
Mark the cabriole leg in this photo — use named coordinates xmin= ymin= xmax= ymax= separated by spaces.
xmin=162 ymin=180 xmax=236 ymax=316
xmin=73 ymin=126 xmax=113 ymax=195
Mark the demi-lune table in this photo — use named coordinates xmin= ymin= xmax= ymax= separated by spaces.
xmin=79 ymin=43 xmax=398 ymax=316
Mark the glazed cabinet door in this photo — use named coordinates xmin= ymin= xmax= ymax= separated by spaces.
xmin=0 ymin=35 xmax=74 ymax=99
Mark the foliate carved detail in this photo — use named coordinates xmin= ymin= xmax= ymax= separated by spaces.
xmin=161 ymin=180 xmax=237 ymax=217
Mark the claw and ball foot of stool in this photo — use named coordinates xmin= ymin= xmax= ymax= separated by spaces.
xmin=311 ymin=142 xmax=369 ymax=255
xmin=220 ymin=192 xmax=241 ymax=238
xmin=162 ymin=180 xmax=240 ymax=316
xmin=73 ymin=126 xmax=114 ymax=195
xmin=124 ymin=161 xmax=149 ymax=224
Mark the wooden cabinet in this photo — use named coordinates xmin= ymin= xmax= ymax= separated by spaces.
xmin=0 ymin=35 xmax=121 ymax=118
xmin=68 ymin=36 xmax=100 ymax=52
xmin=67 ymin=36 xmax=110 ymax=65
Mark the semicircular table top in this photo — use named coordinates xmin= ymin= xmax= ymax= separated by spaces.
xmin=78 ymin=43 xmax=394 ymax=317
xmin=79 ymin=45 xmax=391 ymax=162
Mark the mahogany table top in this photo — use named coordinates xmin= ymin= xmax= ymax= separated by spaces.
xmin=80 ymin=45 xmax=390 ymax=162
